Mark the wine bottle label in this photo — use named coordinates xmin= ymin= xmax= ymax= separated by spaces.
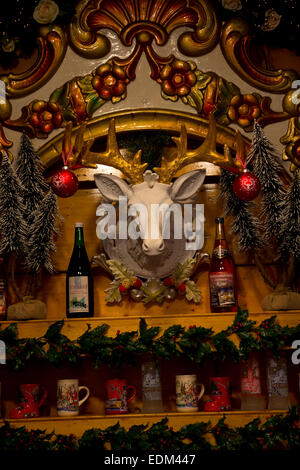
xmin=213 ymin=247 xmax=230 ymax=259
xmin=241 ymin=357 xmax=261 ymax=395
xmin=209 ymin=272 xmax=236 ymax=307
xmin=68 ymin=276 xmax=89 ymax=313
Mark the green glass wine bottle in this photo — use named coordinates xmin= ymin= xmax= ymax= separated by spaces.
xmin=66 ymin=223 xmax=94 ymax=318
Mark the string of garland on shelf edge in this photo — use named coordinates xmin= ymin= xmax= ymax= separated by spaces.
xmin=1 ymin=407 xmax=300 ymax=450
xmin=0 ymin=307 xmax=299 ymax=370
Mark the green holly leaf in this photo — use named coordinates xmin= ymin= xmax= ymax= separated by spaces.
xmin=139 ymin=318 xmax=160 ymax=345
xmin=185 ymin=280 xmax=201 ymax=303
xmin=44 ymin=320 xmax=64 ymax=342
xmin=0 ymin=322 xmax=18 ymax=342
xmin=107 ymin=259 xmax=134 ymax=282
xmin=172 ymin=258 xmax=195 ymax=284
xmin=105 ymin=280 xmax=122 ymax=304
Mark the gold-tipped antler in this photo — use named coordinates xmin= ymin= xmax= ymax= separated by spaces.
xmin=154 ymin=113 xmax=244 ymax=184
xmin=62 ymin=119 xmax=148 ymax=184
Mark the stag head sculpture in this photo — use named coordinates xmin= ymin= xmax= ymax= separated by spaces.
xmin=63 ymin=114 xmax=243 ymax=278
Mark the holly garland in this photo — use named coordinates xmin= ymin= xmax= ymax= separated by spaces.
xmin=1 ymin=308 xmax=300 ymax=370
xmin=1 ymin=408 xmax=300 ymax=450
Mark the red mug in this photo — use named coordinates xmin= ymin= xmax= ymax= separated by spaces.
xmin=204 ymin=377 xmax=231 ymax=412
xmin=10 ymin=384 xmax=48 ymax=418
xmin=105 ymin=379 xmax=136 ymax=414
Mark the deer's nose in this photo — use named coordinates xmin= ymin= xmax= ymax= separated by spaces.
xmin=142 ymin=240 xmax=165 ymax=254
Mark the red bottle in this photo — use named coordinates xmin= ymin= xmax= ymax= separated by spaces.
xmin=209 ymin=217 xmax=237 ymax=313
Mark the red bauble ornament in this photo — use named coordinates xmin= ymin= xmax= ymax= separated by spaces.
xmin=50 ymin=166 xmax=79 ymax=198
xmin=233 ymin=170 xmax=261 ymax=201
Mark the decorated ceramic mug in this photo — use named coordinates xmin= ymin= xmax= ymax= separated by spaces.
xmin=176 ymin=375 xmax=205 ymax=412
xmin=10 ymin=383 xmax=48 ymax=419
xmin=57 ymin=379 xmax=90 ymax=416
xmin=105 ymin=379 xmax=136 ymax=414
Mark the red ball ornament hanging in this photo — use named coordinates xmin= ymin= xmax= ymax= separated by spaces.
xmin=50 ymin=145 xmax=79 ymax=198
xmin=233 ymin=169 xmax=261 ymax=201
xmin=51 ymin=166 xmax=79 ymax=198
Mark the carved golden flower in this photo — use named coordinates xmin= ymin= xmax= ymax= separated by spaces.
xmin=227 ymin=94 xmax=261 ymax=127
xmin=30 ymin=100 xmax=62 ymax=135
xmin=160 ymin=60 xmax=197 ymax=97
xmin=92 ymin=63 xmax=127 ymax=100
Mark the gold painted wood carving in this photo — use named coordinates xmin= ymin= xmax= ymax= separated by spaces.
xmin=70 ymin=0 xmax=220 ymax=59
xmin=37 ymin=109 xmax=249 ymax=171
xmin=280 ymin=118 xmax=300 ymax=171
xmin=0 ymin=0 xmax=299 ymax=172
xmin=0 ymin=26 xmax=67 ymax=98
xmin=3 ymin=49 xmax=288 ymax=142
xmin=221 ymin=18 xmax=298 ymax=94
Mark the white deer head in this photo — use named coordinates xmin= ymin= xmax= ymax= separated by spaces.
xmin=94 ymin=168 xmax=206 ymax=257
xmin=65 ymin=113 xmax=242 ymax=277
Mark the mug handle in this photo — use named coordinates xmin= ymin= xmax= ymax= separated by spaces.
xmin=197 ymin=383 xmax=205 ymax=401
xmin=78 ymin=386 xmax=90 ymax=406
xmin=38 ymin=386 xmax=48 ymax=408
xmin=126 ymin=385 xmax=136 ymax=403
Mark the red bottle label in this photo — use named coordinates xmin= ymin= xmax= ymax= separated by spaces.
xmin=209 ymin=272 xmax=235 ymax=307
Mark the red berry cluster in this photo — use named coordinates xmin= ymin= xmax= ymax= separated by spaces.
xmin=234 ymin=322 xmax=243 ymax=331
xmin=119 ymin=277 xmax=142 ymax=293
xmin=163 ymin=277 xmax=186 ymax=292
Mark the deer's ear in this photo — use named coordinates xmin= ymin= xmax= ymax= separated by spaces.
xmin=170 ymin=169 xmax=206 ymax=202
xmin=94 ymin=174 xmax=133 ymax=201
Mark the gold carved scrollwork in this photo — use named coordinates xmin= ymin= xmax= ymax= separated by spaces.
xmin=0 ymin=26 xmax=67 ymax=98
xmin=178 ymin=0 xmax=220 ymax=56
xmin=221 ymin=18 xmax=298 ymax=94
xmin=280 ymin=118 xmax=300 ymax=171
xmin=69 ymin=0 xmax=220 ymax=59
xmin=69 ymin=0 xmax=110 ymax=59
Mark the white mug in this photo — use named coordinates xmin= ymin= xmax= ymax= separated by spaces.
xmin=57 ymin=379 xmax=89 ymax=416
xmin=176 ymin=374 xmax=205 ymax=412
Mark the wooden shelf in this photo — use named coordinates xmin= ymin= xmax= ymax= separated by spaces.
xmin=1 ymin=410 xmax=288 ymax=436
xmin=1 ymin=311 xmax=300 ymax=341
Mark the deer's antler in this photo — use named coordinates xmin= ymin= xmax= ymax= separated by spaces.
xmin=62 ymin=119 xmax=148 ymax=184
xmin=154 ymin=113 xmax=244 ymax=184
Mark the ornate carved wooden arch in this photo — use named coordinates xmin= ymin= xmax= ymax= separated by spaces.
xmin=0 ymin=0 xmax=298 ymax=171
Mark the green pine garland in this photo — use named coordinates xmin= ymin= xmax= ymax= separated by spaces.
xmin=0 ymin=308 xmax=300 ymax=370
xmin=1 ymin=408 xmax=300 ymax=450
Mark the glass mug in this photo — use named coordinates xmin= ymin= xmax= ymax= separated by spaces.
xmin=141 ymin=361 xmax=163 ymax=413
xmin=57 ymin=379 xmax=90 ymax=416
xmin=176 ymin=375 xmax=205 ymax=412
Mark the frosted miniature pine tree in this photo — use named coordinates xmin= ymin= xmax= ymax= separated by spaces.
xmin=0 ymin=153 xmax=28 ymax=300
xmin=26 ymin=189 xmax=59 ymax=275
xmin=14 ymin=133 xmax=49 ymax=225
xmin=219 ymin=169 xmax=275 ymax=288
xmin=249 ymin=121 xmax=286 ymax=240
xmin=277 ymin=170 xmax=300 ymax=287
xmin=219 ymin=169 xmax=264 ymax=252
